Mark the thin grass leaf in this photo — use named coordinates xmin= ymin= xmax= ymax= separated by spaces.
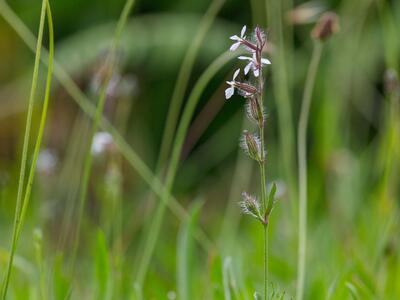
xmin=345 ymin=282 xmax=360 ymax=300
xmin=222 ymin=257 xmax=242 ymax=300
xmin=177 ymin=201 xmax=203 ymax=300
xmin=223 ymin=257 xmax=232 ymax=300
xmin=1 ymin=0 xmax=53 ymax=297
xmin=94 ymin=230 xmax=111 ymax=300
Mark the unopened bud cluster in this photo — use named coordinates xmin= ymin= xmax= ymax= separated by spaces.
xmin=225 ymin=25 xmax=278 ymax=225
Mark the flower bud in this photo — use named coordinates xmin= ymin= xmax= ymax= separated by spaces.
xmin=246 ymin=97 xmax=264 ymax=125
xmin=240 ymin=192 xmax=261 ymax=220
xmin=311 ymin=12 xmax=339 ymax=41
xmin=254 ymin=26 xmax=266 ymax=50
xmin=240 ymin=130 xmax=263 ymax=162
xmin=235 ymin=81 xmax=259 ymax=97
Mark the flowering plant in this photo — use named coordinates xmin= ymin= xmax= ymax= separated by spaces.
xmin=225 ymin=25 xmax=277 ymax=299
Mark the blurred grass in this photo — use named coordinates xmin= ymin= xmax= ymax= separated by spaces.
xmin=0 ymin=0 xmax=399 ymax=299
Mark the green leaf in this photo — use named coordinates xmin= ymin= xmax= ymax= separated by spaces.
xmin=266 ymin=182 xmax=277 ymax=216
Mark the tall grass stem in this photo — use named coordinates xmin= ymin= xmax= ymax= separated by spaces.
xmin=296 ymin=41 xmax=323 ymax=300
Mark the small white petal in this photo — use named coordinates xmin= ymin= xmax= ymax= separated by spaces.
xmin=261 ymin=58 xmax=271 ymax=65
xmin=230 ymin=35 xmax=240 ymax=41
xmin=233 ymin=68 xmax=240 ymax=80
xmin=230 ymin=42 xmax=240 ymax=51
xmin=238 ymin=55 xmax=252 ymax=61
xmin=244 ymin=62 xmax=252 ymax=75
xmin=253 ymin=68 xmax=259 ymax=77
xmin=225 ymin=86 xmax=234 ymax=99
xmin=241 ymin=25 xmax=247 ymax=38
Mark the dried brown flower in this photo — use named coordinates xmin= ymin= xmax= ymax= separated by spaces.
xmin=311 ymin=12 xmax=339 ymax=41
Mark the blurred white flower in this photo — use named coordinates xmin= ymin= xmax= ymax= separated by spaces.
xmin=37 ymin=149 xmax=58 ymax=175
xmin=167 ymin=291 xmax=176 ymax=300
xmin=91 ymin=132 xmax=114 ymax=155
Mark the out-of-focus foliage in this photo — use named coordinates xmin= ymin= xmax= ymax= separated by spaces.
xmin=0 ymin=0 xmax=399 ymax=299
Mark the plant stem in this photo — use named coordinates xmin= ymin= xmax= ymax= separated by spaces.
xmin=264 ymin=225 xmax=268 ymax=300
xmin=1 ymin=0 xmax=50 ymax=298
xmin=258 ymin=67 xmax=268 ymax=300
xmin=259 ymin=126 xmax=268 ymax=300
xmin=296 ymin=41 xmax=323 ymax=300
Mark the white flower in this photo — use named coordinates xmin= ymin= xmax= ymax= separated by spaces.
xmin=37 ymin=149 xmax=58 ymax=175
xmin=225 ymin=68 xmax=240 ymax=99
xmin=229 ymin=25 xmax=247 ymax=51
xmin=238 ymin=53 xmax=271 ymax=77
xmin=92 ymin=131 xmax=114 ymax=155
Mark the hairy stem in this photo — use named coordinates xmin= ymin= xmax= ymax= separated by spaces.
xmin=258 ymin=66 xmax=268 ymax=300
xmin=296 ymin=41 xmax=323 ymax=300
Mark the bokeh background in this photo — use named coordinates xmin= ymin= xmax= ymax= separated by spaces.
xmin=0 ymin=0 xmax=399 ymax=299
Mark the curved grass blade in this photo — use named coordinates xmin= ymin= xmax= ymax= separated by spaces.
xmin=1 ymin=0 xmax=53 ymax=297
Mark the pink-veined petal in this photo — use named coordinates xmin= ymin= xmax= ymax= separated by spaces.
xmin=225 ymin=86 xmax=234 ymax=99
xmin=230 ymin=35 xmax=240 ymax=41
xmin=230 ymin=42 xmax=240 ymax=51
xmin=261 ymin=58 xmax=271 ymax=65
xmin=240 ymin=25 xmax=247 ymax=38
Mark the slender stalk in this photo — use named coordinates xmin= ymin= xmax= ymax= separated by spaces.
xmin=296 ymin=41 xmax=323 ymax=300
xmin=1 ymin=0 xmax=50 ymax=298
xmin=264 ymin=225 xmax=268 ymax=300
xmin=258 ymin=71 xmax=268 ymax=300
xmin=71 ymin=0 xmax=136 ymax=267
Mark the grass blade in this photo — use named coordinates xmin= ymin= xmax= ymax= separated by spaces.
xmin=177 ymin=201 xmax=203 ymax=300
xmin=1 ymin=0 xmax=53 ymax=297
